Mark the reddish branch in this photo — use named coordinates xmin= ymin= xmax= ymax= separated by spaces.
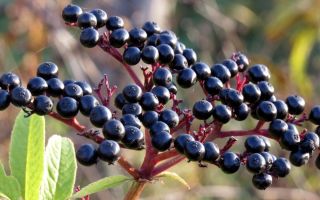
xmin=94 ymin=74 xmax=117 ymax=107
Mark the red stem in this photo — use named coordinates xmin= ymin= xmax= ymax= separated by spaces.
xmin=151 ymin=156 xmax=185 ymax=177
xmin=154 ymin=149 xmax=179 ymax=163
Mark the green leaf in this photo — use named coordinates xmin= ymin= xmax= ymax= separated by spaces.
xmin=0 ymin=163 xmax=22 ymax=200
xmin=9 ymin=111 xmax=45 ymax=200
xmin=40 ymin=135 xmax=77 ymax=200
xmin=71 ymin=175 xmax=131 ymax=199
xmin=156 ymin=171 xmax=190 ymax=190
xmin=0 ymin=193 xmax=10 ymax=200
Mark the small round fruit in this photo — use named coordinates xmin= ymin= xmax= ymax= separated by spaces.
xmin=247 ymin=64 xmax=270 ymax=83
xmin=222 ymin=59 xmax=238 ymax=77
xmin=10 ymin=87 xmax=32 ymax=107
xmin=123 ymin=47 xmax=141 ymax=65
xmin=212 ymin=104 xmax=231 ymax=124
xmin=56 ymin=97 xmax=79 ymax=118
xmin=256 ymin=101 xmax=277 ymax=121
xmin=242 ymin=83 xmax=261 ymax=103
xmin=252 ymin=173 xmax=272 ymax=190
xmin=233 ymin=103 xmax=249 ymax=121
xmin=219 ymin=152 xmax=241 ymax=174
xmin=33 ymin=95 xmax=53 ymax=115
xmin=159 ymin=109 xmax=179 ymax=128
xmin=141 ymin=46 xmax=159 ymax=64
xmin=79 ymin=95 xmax=99 ymax=116
xmin=268 ymin=119 xmax=288 ymax=138
xmin=80 ymin=28 xmax=99 ymax=48
xmin=193 ymin=100 xmax=213 ymax=120
xmin=204 ymin=77 xmax=223 ymax=95
xmin=289 ymin=150 xmax=309 ymax=166
xmin=203 ymin=142 xmax=220 ymax=163
xmin=76 ymin=144 xmax=98 ymax=166
xmin=244 ymin=135 xmax=266 ymax=153
xmin=151 ymin=86 xmax=170 ymax=104
xmin=273 ymin=100 xmax=288 ymax=119
xmin=191 ymin=62 xmax=211 ymax=80
xmin=280 ymin=129 xmax=300 ymax=151
xmin=234 ymin=52 xmax=249 ymax=72
xmin=182 ymin=48 xmax=197 ymax=66
xmin=90 ymin=9 xmax=107 ymax=28
xmin=89 ymin=105 xmax=112 ymax=127
xmin=210 ymin=64 xmax=231 ymax=83
xmin=120 ymin=114 xmax=141 ymax=128
xmin=37 ymin=62 xmax=59 ymax=80
xmin=102 ymin=119 xmax=125 ymax=141
xmin=271 ymin=157 xmax=291 ymax=177
xmin=246 ymin=153 xmax=266 ymax=174
xmin=47 ymin=78 xmax=64 ymax=97
xmin=150 ymin=121 xmax=170 ymax=136
xmin=109 ymin=28 xmax=130 ymax=48
xmin=285 ymin=95 xmax=305 ymax=115
xmin=157 ymin=44 xmax=174 ymax=64
xmin=0 ymin=72 xmax=21 ymax=90
xmin=141 ymin=111 xmax=158 ymax=128
xmin=122 ymin=103 xmax=142 ymax=116
xmin=75 ymin=81 xmax=92 ymax=95
xmin=97 ymin=140 xmax=120 ymax=164
xmin=142 ymin=21 xmax=161 ymax=36
xmin=174 ymin=134 xmax=195 ymax=154
xmin=139 ymin=92 xmax=159 ymax=111
xmin=0 ymin=90 xmax=10 ymax=110
xmin=122 ymin=84 xmax=143 ymax=103
xmin=153 ymin=67 xmax=172 ymax=86
xmin=169 ymin=54 xmax=188 ymax=71
xmin=257 ymin=81 xmax=274 ymax=100
xmin=122 ymin=126 xmax=144 ymax=149
xmin=151 ymin=131 xmax=173 ymax=151
xmin=106 ymin=16 xmax=124 ymax=31
xmin=114 ymin=93 xmax=128 ymax=109
xmin=176 ymin=68 xmax=197 ymax=88
xmin=63 ymin=83 xmax=83 ymax=100
xmin=129 ymin=27 xmax=147 ymax=45
xmin=157 ymin=32 xmax=177 ymax=49
xmin=62 ymin=4 xmax=82 ymax=23
xmin=184 ymin=141 xmax=205 ymax=161
xmin=77 ymin=12 xmax=97 ymax=29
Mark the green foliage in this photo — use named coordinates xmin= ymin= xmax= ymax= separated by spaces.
xmin=71 ymin=175 xmax=131 ymax=199
xmin=156 ymin=171 xmax=190 ymax=190
xmin=0 ymin=163 xmax=21 ymax=200
xmin=40 ymin=135 xmax=77 ymax=200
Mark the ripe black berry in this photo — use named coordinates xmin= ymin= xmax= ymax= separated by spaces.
xmin=157 ymin=32 xmax=177 ymax=49
xmin=174 ymin=42 xmax=186 ymax=54
xmin=191 ymin=62 xmax=211 ymax=80
xmin=242 ymin=83 xmax=261 ymax=103
xmin=245 ymin=135 xmax=266 ymax=153
xmin=90 ymin=9 xmax=107 ymax=28
xmin=272 ymin=157 xmax=291 ymax=177
xmin=193 ymin=100 xmax=213 ymax=120
xmin=268 ymin=119 xmax=288 ymax=138
xmin=256 ymin=101 xmax=277 ymax=121
xmin=273 ymin=100 xmax=288 ymax=119
xmin=47 ymin=78 xmax=64 ymax=97
xmin=257 ymin=81 xmax=274 ymax=100
xmin=122 ymin=126 xmax=144 ymax=149
xmin=247 ymin=64 xmax=270 ymax=83
xmin=159 ymin=109 xmax=179 ymax=128
xmin=63 ymin=83 xmax=83 ymax=100
xmin=285 ymin=95 xmax=305 ymax=115
xmin=222 ymin=59 xmax=238 ymax=77
xmin=122 ymin=103 xmax=142 ymax=116
xmin=33 ymin=95 xmax=53 ymax=115
xmin=75 ymin=81 xmax=92 ymax=96
xmin=203 ymin=142 xmax=220 ymax=163
xmin=212 ymin=104 xmax=231 ymax=124
xmin=260 ymin=152 xmax=274 ymax=170
xmin=153 ymin=67 xmax=172 ymax=86
xmin=151 ymin=86 xmax=170 ymax=104
xmin=182 ymin=48 xmax=197 ymax=66
xmin=129 ymin=28 xmax=147 ymax=45
xmin=79 ymin=95 xmax=99 ymax=116
xmin=10 ymin=86 xmax=32 ymax=107
xmin=0 ymin=90 xmax=10 ymax=110
xmin=157 ymin=44 xmax=174 ymax=64
xmin=204 ymin=77 xmax=223 ymax=95
xmin=139 ymin=92 xmax=159 ymax=111
xmin=26 ymin=77 xmax=47 ymax=96
xmin=169 ymin=54 xmax=188 ymax=71
xmin=246 ymin=153 xmax=266 ymax=174
xmin=210 ymin=64 xmax=231 ymax=83
xmin=120 ymin=114 xmax=142 ymax=128
xmin=114 ymin=93 xmax=128 ymax=109
xmin=289 ymin=150 xmax=309 ymax=166
xmin=174 ymin=134 xmax=195 ymax=154
xmin=184 ymin=141 xmax=205 ymax=161
xmin=234 ymin=52 xmax=249 ymax=72
xmin=56 ymin=97 xmax=79 ymax=118
xmin=234 ymin=103 xmax=250 ymax=121
xmin=145 ymin=34 xmax=158 ymax=46
xmin=142 ymin=21 xmax=161 ymax=36
xmin=300 ymin=131 xmax=319 ymax=153
xmin=224 ymin=88 xmax=244 ymax=107
xmin=151 ymin=131 xmax=173 ymax=151
xmin=141 ymin=111 xmax=158 ymax=128
xmin=97 ymin=140 xmax=120 ymax=164
xmin=166 ymin=83 xmax=177 ymax=94
xmin=123 ymin=47 xmax=141 ymax=65
xmin=63 ymin=80 xmax=75 ymax=86
xmin=141 ymin=46 xmax=159 ymax=64
xmin=280 ymin=129 xmax=300 ymax=151
xmin=89 ymin=105 xmax=112 ymax=127
xmin=122 ymin=84 xmax=142 ymax=103
xmin=252 ymin=173 xmax=272 ymax=190
xmin=37 ymin=62 xmax=59 ymax=80
xmin=76 ymin=144 xmax=97 ymax=166
xmin=102 ymin=119 xmax=125 ymax=141
xmin=219 ymin=152 xmax=241 ymax=174
xmin=0 ymin=72 xmax=21 ymax=90
xmin=80 ymin=28 xmax=100 ymax=48
xmin=109 ymin=28 xmax=129 ymax=48
xmin=106 ymin=16 xmax=124 ymax=31
xmin=77 ymin=12 xmax=97 ymax=29
xmin=176 ymin=68 xmax=197 ymax=88
xmin=309 ymin=106 xmax=320 ymax=125
xmin=62 ymin=4 xmax=82 ymax=23
xmin=150 ymin=121 xmax=170 ymax=136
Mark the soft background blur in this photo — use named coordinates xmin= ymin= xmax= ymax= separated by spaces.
xmin=1 ymin=0 xmax=320 ymax=199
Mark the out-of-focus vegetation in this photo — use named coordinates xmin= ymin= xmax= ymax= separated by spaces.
xmin=0 ymin=0 xmax=320 ymax=199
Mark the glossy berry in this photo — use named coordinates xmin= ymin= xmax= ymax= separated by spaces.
xmin=33 ymin=95 xmax=53 ymax=115
xmin=90 ymin=9 xmax=107 ymax=28
xmin=219 ymin=152 xmax=241 ymax=174
xmin=183 ymin=48 xmax=197 ymax=66
xmin=157 ymin=32 xmax=177 ymax=49
xmin=289 ymin=150 xmax=309 ymax=166
xmin=174 ymin=134 xmax=195 ymax=154
xmin=141 ymin=46 xmax=159 ymax=64
xmin=309 ymin=105 xmax=320 ymax=125
xmin=151 ymin=86 xmax=170 ymax=104
xmin=176 ymin=68 xmax=197 ymax=88
xmin=169 ymin=54 xmax=188 ymax=71
xmin=139 ymin=92 xmax=159 ymax=111
xmin=109 ymin=28 xmax=129 ymax=48
xmin=122 ymin=126 xmax=144 ymax=149
xmin=150 ymin=121 xmax=170 ymax=136
xmin=246 ymin=153 xmax=266 ymax=174
xmin=63 ymin=83 xmax=83 ymax=100
xmin=37 ymin=62 xmax=59 ymax=80
xmin=234 ymin=103 xmax=249 ymax=121
xmin=167 ymin=83 xmax=177 ymax=94
xmin=222 ymin=59 xmax=238 ymax=77
xmin=280 ymin=129 xmax=300 ymax=151
xmin=285 ymin=95 xmax=305 ymax=115
xmin=76 ymin=144 xmax=97 ymax=166
xmin=151 ymin=131 xmax=173 ymax=151
xmin=234 ymin=52 xmax=249 ymax=72
xmin=203 ymin=142 xmax=220 ymax=163
xmin=141 ymin=111 xmax=158 ymax=128
xmin=80 ymin=28 xmax=99 ymax=48
xmin=268 ymin=119 xmax=288 ymax=138
xmin=145 ymin=34 xmax=158 ymax=46
xmin=252 ymin=173 xmax=272 ymax=190
xmin=272 ymin=157 xmax=291 ymax=177
xmin=210 ymin=64 xmax=231 ymax=83
xmin=242 ymin=83 xmax=261 ymax=103
xmin=247 ymin=64 xmax=270 ymax=83
xmin=174 ymin=42 xmax=186 ymax=54
xmin=46 ymin=78 xmax=64 ymax=97
xmin=0 ymin=90 xmax=10 ymax=110
xmin=63 ymin=80 xmax=75 ymax=86
xmin=97 ymin=140 xmax=120 ymax=164
xmin=142 ymin=21 xmax=161 ymax=36
xmin=153 ymin=67 xmax=172 ymax=86
xmin=193 ymin=100 xmax=213 ymax=120
xmin=62 ymin=4 xmax=82 ymax=23
xmin=26 ymin=77 xmax=47 ymax=96
xmin=159 ymin=109 xmax=179 ymax=128
xmin=122 ymin=103 xmax=142 ymax=116
xmin=204 ymin=77 xmax=223 ymax=95
xmin=77 ymin=12 xmax=97 ymax=29
xmin=225 ymin=88 xmax=244 ymax=107
xmin=102 ymin=119 xmax=125 ymax=141
xmin=120 ymin=114 xmax=141 ymax=128
xmin=245 ymin=135 xmax=266 ymax=153
xmin=257 ymin=81 xmax=274 ymax=100
xmin=74 ymin=81 xmax=92 ymax=96
xmin=105 ymin=16 xmax=124 ymax=31
xmin=79 ymin=95 xmax=99 ymax=116
xmin=129 ymin=28 xmax=147 ymax=45
xmin=114 ymin=93 xmax=128 ymax=109
xmin=273 ymin=100 xmax=288 ymax=119
xmin=10 ymin=87 xmax=32 ymax=107
xmin=123 ymin=47 xmax=141 ymax=65
xmin=0 ymin=72 xmax=21 ymax=90
xmin=89 ymin=105 xmax=112 ymax=127
xmin=122 ymin=84 xmax=142 ymax=103
xmin=256 ymin=101 xmax=277 ymax=121
xmin=300 ymin=131 xmax=319 ymax=153
xmin=212 ymin=104 xmax=231 ymax=124
xmin=260 ymin=152 xmax=274 ymax=170
xmin=56 ymin=97 xmax=79 ymax=118
xmin=191 ymin=62 xmax=211 ymax=80
xmin=262 ymin=137 xmax=271 ymax=152
xmin=157 ymin=44 xmax=174 ymax=64
xmin=184 ymin=141 xmax=205 ymax=161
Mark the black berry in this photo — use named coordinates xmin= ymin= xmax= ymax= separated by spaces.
xmin=37 ymin=62 xmax=59 ymax=80
xmin=33 ymin=95 xmax=53 ymax=115
xmin=97 ymin=140 xmax=120 ymax=164
xmin=76 ymin=144 xmax=97 ymax=166
xmin=102 ymin=119 xmax=125 ymax=141
xmin=10 ymin=87 xmax=32 ymax=107
xmin=79 ymin=95 xmax=99 ymax=116
xmin=89 ymin=105 xmax=112 ymax=127
xmin=56 ymin=97 xmax=79 ymax=118
xmin=80 ymin=28 xmax=100 ymax=48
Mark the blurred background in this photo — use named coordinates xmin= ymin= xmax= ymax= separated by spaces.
xmin=1 ymin=0 xmax=320 ymax=199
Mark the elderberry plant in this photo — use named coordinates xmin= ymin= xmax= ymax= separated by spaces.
xmin=1 ymin=3 xmax=320 ymax=200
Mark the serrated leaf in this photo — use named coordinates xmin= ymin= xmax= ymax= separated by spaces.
xmin=156 ymin=171 xmax=190 ymax=190
xmin=9 ymin=111 xmax=45 ymax=200
xmin=71 ymin=175 xmax=131 ymax=199
xmin=39 ymin=135 xmax=77 ymax=200
xmin=0 ymin=163 xmax=22 ymax=200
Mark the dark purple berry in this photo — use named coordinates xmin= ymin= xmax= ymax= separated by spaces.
xmin=102 ymin=119 xmax=125 ymax=141
xmin=159 ymin=109 xmax=179 ymax=128
xmin=56 ymin=97 xmax=79 ymax=118
xmin=0 ymin=90 xmax=10 ymax=110
xmin=210 ymin=64 xmax=231 ymax=84
xmin=106 ymin=16 xmax=124 ymax=31
xmin=139 ymin=92 xmax=159 ymax=111
xmin=182 ymin=48 xmax=197 ymax=66
xmin=75 ymin=81 xmax=92 ymax=95
xmin=247 ymin=64 xmax=270 ymax=83
xmin=153 ymin=67 xmax=172 ymax=86
xmin=151 ymin=131 xmax=172 ymax=151
xmin=79 ymin=95 xmax=99 ymax=116
xmin=122 ymin=103 xmax=142 ymax=116
xmin=176 ymin=68 xmax=197 ymax=88
xmin=97 ymin=140 xmax=120 ymax=164
xmin=80 ymin=28 xmax=100 ymax=48
xmin=203 ymin=142 xmax=220 ymax=163
xmin=157 ymin=44 xmax=174 ymax=64
xmin=246 ymin=153 xmax=266 ymax=174
xmin=33 ymin=95 xmax=53 ymax=115
xmin=142 ymin=21 xmax=161 ymax=36
xmin=122 ymin=126 xmax=144 ymax=149
xmin=37 ymin=62 xmax=59 ymax=80
xmin=90 ymin=9 xmax=107 ymax=28
xmin=174 ymin=134 xmax=195 ymax=154
xmin=212 ymin=104 xmax=231 ymax=124
xmin=151 ymin=86 xmax=170 ymax=104
xmin=122 ymin=84 xmax=142 ymax=103
xmin=233 ymin=103 xmax=249 ymax=121
xmin=150 ymin=121 xmax=170 ymax=136
xmin=204 ymin=77 xmax=223 ymax=95
xmin=10 ymin=87 xmax=32 ymax=107
xmin=62 ymin=4 xmax=82 ymax=23
xmin=47 ymin=78 xmax=64 ymax=97
xmin=141 ymin=111 xmax=158 ymax=128
xmin=141 ymin=46 xmax=159 ymax=64
xmin=222 ymin=59 xmax=238 ymax=77
xmin=109 ymin=28 xmax=129 ymax=48
xmin=0 ymin=72 xmax=21 ymax=90
xmin=245 ymin=135 xmax=266 ymax=153
xmin=114 ymin=93 xmax=128 ymax=109
xmin=77 ymin=12 xmax=97 ymax=29
xmin=256 ymin=101 xmax=277 ymax=121
xmin=89 ymin=105 xmax=112 ymax=127
xmin=191 ymin=62 xmax=211 ymax=80
xmin=123 ymin=47 xmax=141 ymax=65
xmin=268 ymin=119 xmax=288 ymax=138
xmin=242 ymin=83 xmax=261 ymax=103
xmin=252 ymin=173 xmax=272 ymax=190
xmin=63 ymin=83 xmax=83 ymax=100
xmin=120 ymin=114 xmax=141 ymax=129
xmin=193 ymin=100 xmax=213 ymax=120
xmin=169 ymin=54 xmax=188 ymax=71
xmin=184 ymin=141 xmax=205 ymax=161
xmin=273 ymin=100 xmax=288 ymax=119
xmin=219 ymin=152 xmax=241 ymax=174
xmin=76 ymin=144 xmax=97 ymax=166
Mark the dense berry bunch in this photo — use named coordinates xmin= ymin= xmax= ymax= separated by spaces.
xmin=3 ymin=3 xmax=320 ymax=193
